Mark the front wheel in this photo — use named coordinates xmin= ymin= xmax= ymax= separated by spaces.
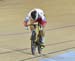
xmin=31 ymin=40 xmax=36 ymax=55
xmin=31 ymin=31 xmax=36 ymax=55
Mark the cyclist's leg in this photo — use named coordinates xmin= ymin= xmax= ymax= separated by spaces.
xmin=40 ymin=21 xmax=47 ymax=47
xmin=38 ymin=26 xmax=45 ymax=49
xmin=39 ymin=27 xmax=45 ymax=43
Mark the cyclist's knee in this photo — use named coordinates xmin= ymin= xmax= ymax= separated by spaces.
xmin=39 ymin=30 xmax=45 ymax=37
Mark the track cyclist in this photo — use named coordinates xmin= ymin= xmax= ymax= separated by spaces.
xmin=24 ymin=8 xmax=47 ymax=48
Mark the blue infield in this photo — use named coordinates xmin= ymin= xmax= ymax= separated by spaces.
xmin=40 ymin=51 xmax=75 ymax=61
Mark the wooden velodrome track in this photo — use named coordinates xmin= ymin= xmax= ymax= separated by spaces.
xmin=0 ymin=0 xmax=75 ymax=61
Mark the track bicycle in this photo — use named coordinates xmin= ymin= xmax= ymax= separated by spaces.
xmin=30 ymin=23 xmax=44 ymax=55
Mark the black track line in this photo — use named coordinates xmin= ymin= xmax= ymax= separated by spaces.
xmin=0 ymin=24 xmax=75 ymax=36
xmin=19 ymin=47 xmax=75 ymax=61
xmin=0 ymin=39 xmax=75 ymax=55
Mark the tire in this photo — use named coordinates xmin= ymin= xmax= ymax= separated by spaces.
xmin=38 ymin=44 xmax=42 ymax=54
xmin=31 ymin=40 xmax=36 ymax=55
xmin=31 ymin=31 xmax=36 ymax=55
xmin=37 ymin=36 xmax=42 ymax=54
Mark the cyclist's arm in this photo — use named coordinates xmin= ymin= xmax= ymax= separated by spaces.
xmin=24 ymin=16 xmax=30 ymax=27
xmin=24 ymin=19 xmax=35 ymax=27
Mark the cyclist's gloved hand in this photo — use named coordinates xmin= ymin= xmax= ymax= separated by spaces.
xmin=24 ymin=26 xmax=28 ymax=30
